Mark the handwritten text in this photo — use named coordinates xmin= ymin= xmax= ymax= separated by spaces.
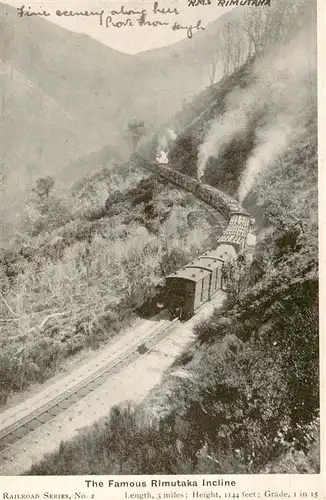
xmin=17 ymin=3 xmax=205 ymax=39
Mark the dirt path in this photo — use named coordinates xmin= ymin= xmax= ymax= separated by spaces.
xmin=0 ymin=292 xmax=225 ymax=475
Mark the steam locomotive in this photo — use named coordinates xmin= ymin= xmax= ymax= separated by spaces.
xmin=130 ymin=153 xmax=253 ymax=320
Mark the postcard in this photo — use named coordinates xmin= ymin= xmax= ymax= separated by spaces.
xmin=0 ymin=0 xmax=324 ymax=497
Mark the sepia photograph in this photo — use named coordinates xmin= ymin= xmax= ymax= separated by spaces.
xmin=0 ymin=0 xmax=321 ymax=480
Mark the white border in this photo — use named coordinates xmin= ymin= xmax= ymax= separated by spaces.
xmin=0 ymin=0 xmax=325 ymax=496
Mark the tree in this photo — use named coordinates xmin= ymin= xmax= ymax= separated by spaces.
xmin=208 ymin=0 xmax=309 ymax=85
xmin=242 ymin=1 xmax=306 ymax=60
xmin=209 ymin=54 xmax=219 ymax=86
xmin=127 ymin=120 xmax=145 ymax=152
xmin=210 ymin=21 xmax=247 ymax=83
xmin=28 ymin=176 xmax=70 ymax=234
xmin=243 ymin=8 xmax=267 ymax=58
xmin=32 ymin=176 xmax=55 ymax=205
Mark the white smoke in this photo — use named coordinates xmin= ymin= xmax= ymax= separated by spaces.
xmin=197 ymin=99 xmax=253 ymax=180
xmin=238 ymin=119 xmax=299 ymax=202
xmin=197 ymin=11 xmax=316 ymax=198
xmin=167 ymin=128 xmax=177 ymax=141
xmin=156 ymin=150 xmax=169 ymax=164
xmin=238 ymin=27 xmax=316 ymax=202
xmin=157 ymin=128 xmax=177 ymax=152
xmin=155 ymin=128 xmax=177 ymax=165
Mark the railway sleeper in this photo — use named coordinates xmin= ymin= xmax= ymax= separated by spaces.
xmin=58 ymin=399 xmax=75 ymax=409
xmin=24 ymin=419 xmax=40 ymax=431
xmin=0 ymin=434 xmax=18 ymax=448
xmin=47 ymin=406 xmax=61 ymax=417
xmin=76 ymin=386 xmax=92 ymax=397
xmin=37 ymin=412 xmax=53 ymax=424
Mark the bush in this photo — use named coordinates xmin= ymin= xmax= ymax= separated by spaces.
xmin=194 ymin=316 xmax=233 ymax=345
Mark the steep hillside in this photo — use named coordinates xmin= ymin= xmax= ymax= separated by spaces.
xmin=0 ymin=157 xmax=224 ymax=406
xmin=1 ymin=2 xmax=142 ymax=232
xmin=1 ymin=2 xmax=249 ymax=239
xmin=2 ymin=63 xmax=83 ymax=200
xmin=159 ymin=0 xmax=316 ymax=200
xmin=27 ymin=0 xmax=319 ymax=476
xmin=133 ymin=7 xmax=245 ymax=120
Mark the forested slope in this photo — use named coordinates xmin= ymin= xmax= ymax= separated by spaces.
xmin=28 ymin=0 xmax=319 ymax=476
xmin=28 ymin=113 xmax=319 ymax=475
xmin=0 ymin=161 xmax=223 ymax=406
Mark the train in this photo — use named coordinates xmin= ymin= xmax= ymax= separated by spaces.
xmin=130 ymin=153 xmax=253 ymax=320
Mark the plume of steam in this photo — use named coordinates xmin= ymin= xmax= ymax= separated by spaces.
xmin=157 ymin=128 xmax=177 ymax=152
xmin=238 ymin=119 xmax=298 ymax=203
xmin=196 ymin=8 xmax=316 ymax=199
xmin=238 ymin=25 xmax=316 ymax=202
xmin=156 ymin=150 xmax=169 ymax=164
xmin=167 ymin=128 xmax=177 ymax=141
xmin=155 ymin=128 xmax=177 ymax=164
xmin=197 ymin=104 xmax=251 ymax=180
xmin=197 ymin=80 xmax=266 ymax=181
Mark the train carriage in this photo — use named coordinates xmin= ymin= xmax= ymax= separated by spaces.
xmin=201 ymin=244 xmax=237 ymax=262
xmin=166 ymin=267 xmax=211 ymax=320
xmin=131 ymin=153 xmax=253 ymax=318
xmin=201 ymin=245 xmax=238 ymax=290
xmin=185 ymin=257 xmax=224 ymax=298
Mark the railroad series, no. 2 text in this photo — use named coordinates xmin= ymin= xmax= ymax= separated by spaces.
xmin=81 ymin=481 xmax=320 ymax=500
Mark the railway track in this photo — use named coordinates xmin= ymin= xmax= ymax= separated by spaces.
xmin=0 ymin=317 xmax=179 ymax=456
xmin=0 ymin=185 xmax=228 ymax=468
